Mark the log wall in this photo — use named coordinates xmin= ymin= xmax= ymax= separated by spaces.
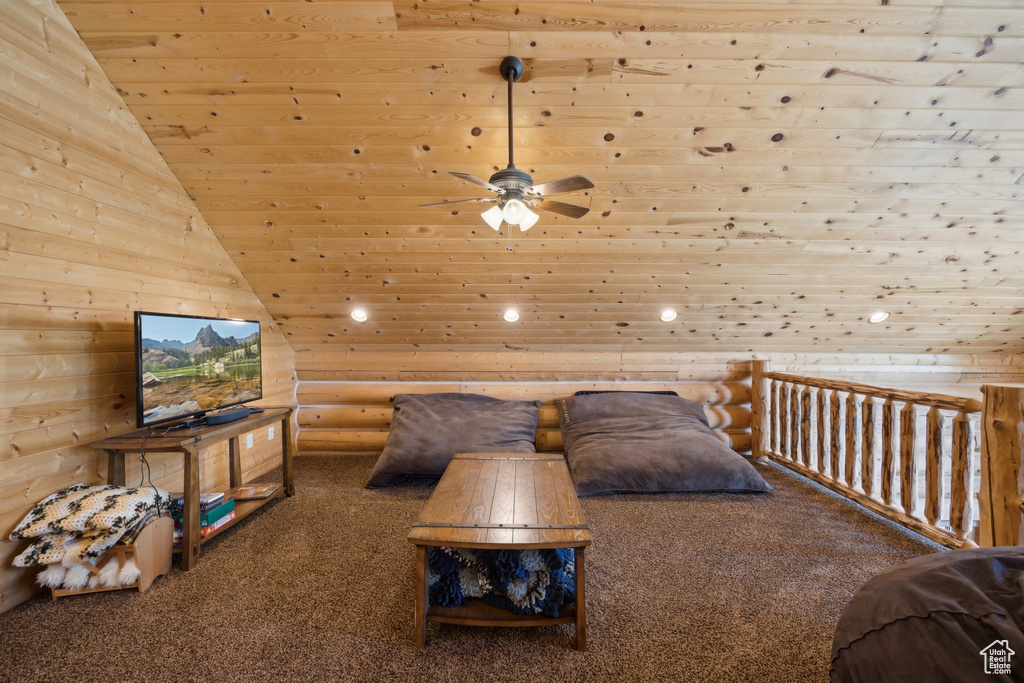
xmin=296 ymin=351 xmax=1024 ymax=459
xmin=0 ymin=0 xmax=297 ymax=612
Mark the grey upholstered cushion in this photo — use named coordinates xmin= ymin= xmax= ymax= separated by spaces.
xmin=366 ymin=393 xmax=540 ymax=487
xmin=556 ymin=392 xmax=771 ymax=496
xmin=831 ymin=547 xmax=1024 ymax=683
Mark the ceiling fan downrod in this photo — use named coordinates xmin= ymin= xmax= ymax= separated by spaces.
xmin=488 ymin=56 xmax=532 ymax=195
xmin=499 ymin=56 xmax=523 ymax=171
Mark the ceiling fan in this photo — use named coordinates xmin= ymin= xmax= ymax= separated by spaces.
xmin=421 ymin=56 xmax=594 ymax=232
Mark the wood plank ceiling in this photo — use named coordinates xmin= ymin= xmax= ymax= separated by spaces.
xmin=56 ymin=0 xmax=1024 ymax=355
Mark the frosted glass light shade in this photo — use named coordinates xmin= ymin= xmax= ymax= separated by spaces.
xmin=518 ymin=209 xmax=540 ymax=231
xmin=660 ymin=309 xmax=678 ymax=322
xmin=351 ymin=309 xmax=368 ymax=322
xmin=502 ymin=199 xmax=529 ymax=224
xmin=503 ymin=309 xmax=520 ymax=322
xmin=481 ymin=206 xmax=504 ymax=231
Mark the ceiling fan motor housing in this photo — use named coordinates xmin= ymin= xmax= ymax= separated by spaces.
xmin=488 ymin=166 xmax=533 ymax=195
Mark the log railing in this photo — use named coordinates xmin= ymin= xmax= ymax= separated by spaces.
xmin=751 ymin=360 xmax=991 ymax=549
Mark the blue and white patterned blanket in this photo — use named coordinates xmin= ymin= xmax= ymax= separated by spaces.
xmin=428 ymin=546 xmax=576 ymax=618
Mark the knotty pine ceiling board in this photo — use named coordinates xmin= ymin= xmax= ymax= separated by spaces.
xmin=56 ymin=0 xmax=1024 ymax=354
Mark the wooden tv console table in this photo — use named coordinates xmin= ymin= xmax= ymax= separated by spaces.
xmin=89 ymin=407 xmax=294 ymax=570
xmin=407 ymin=452 xmax=592 ymax=650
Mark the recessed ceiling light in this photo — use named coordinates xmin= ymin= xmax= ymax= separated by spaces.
xmin=503 ymin=309 xmax=520 ymax=322
xmin=868 ymin=310 xmax=890 ymax=324
xmin=660 ymin=309 xmax=678 ymax=322
xmin=351 ymin=309 xmax=368 ymax=322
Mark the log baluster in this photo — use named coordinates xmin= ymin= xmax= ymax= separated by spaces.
xmin=782 ymin=385 xmax=790 ymax=458
xmin=925 ymin=406 xmax=944 ymax=529
xmin=789 ymin=383 xmax=800 ymax=461
xmin=829 ymin=390 xmax=842 ymax=484
xmin=899 ymin=402 xmax=919 ymax=517
xmin=949 ymin=410 xmax=973 ymax=541
xmin=817 ymin=388 xmax=828 ymax=476
xmin=845 ymin=393 xmax=860 ymax=490
xmin=800 ymin=386 xmax=811 ymax=468
xmin=881 ymin=399 xmax=896 ymax=506
xmin=861 ymin=399 xmax=876 ymax=498
xmin=771 ymin=380 xmax=781 ymax=456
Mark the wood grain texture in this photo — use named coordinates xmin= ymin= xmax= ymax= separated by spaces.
xmin=295 ymin=374 xmax=753 ymax=456
xmin=407 ymin=453 xmax=592 ymax=550
xmin=6 ymin=0 xmax=1024 ymax=614
xmin=0 ymin=0 xmax=296 ymax=613
xmin=881 ymin=399 xmax=896 ymax=506
xmin=757 ymin=371 xmax=984 ymax=547
xmin=42 ymin=0 xmax=1024 ymax=358
xmin=900 ymin=403 xmax=920 ymax=517
xmin=978 ymin=385 xmax=1024 ymax=546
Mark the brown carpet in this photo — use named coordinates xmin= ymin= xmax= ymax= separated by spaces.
xmin=0 ymin=455 xmax=941 ymax=682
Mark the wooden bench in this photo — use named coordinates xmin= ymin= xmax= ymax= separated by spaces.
xmin=407 ymin=452 xmax=593 ymax=649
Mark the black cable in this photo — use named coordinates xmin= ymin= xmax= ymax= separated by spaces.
xmin=138 ymin=426 xmax=175 ymax=514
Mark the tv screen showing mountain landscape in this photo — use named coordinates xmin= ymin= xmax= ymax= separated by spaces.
xmin=135 ymin=312 xmax=262 ymax=427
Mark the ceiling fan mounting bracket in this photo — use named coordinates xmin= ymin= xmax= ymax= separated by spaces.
xmin=499 ymin=56 xmax=524 ymax=83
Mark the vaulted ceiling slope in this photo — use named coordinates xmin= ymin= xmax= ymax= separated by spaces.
xmin=57 ymin=0 xmax=1024 ymax=355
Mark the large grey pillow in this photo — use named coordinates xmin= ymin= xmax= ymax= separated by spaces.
xmin=557 ymin=392 xmax=771 ymax=496
xmin=831 ymin=548 xmax=1024 ymax=683
xmin=366 ymin=393 xmax=540 ymax=487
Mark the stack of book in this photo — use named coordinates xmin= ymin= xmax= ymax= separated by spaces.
xmin=169 ymin=492 xmax=236 ymax=544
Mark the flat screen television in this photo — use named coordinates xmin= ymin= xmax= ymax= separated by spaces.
xmin=134 ymin=311 xmax=263 ymax=428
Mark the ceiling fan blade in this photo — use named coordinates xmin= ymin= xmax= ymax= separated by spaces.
xmin=420 ymin=197 xmax=496 ymax=208
xmin=449 ymin=172 xmax=503 ymax=193
xmin=536 ymin=198 xmax=591 ymax=219
xmin=526 ymin=175 xmax=595 ymax=196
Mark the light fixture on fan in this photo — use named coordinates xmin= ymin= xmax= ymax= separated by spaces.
xmin=421 ymin=56 xmax=594 ymax=233
xmin=482 ymin=199 xmax=539 ymax=232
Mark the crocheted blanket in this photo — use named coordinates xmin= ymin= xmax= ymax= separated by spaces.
xmin=10 ymin=484 xmax=168 ymax=568
xmin=428 ymin=546 xmax=576 ymax=618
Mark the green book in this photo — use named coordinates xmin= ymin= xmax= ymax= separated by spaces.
xmin=173 ymin=498 xmax=235 ymax=527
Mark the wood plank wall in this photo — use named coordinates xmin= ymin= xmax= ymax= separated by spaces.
xmin=0 ymin=0 xmax=297 ymax=612
xmin=296 ymin=351 xmax=1024 ymax=459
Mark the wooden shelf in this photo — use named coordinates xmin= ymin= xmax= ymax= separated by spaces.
xmin=428 ymin=599 xmax=578 ymax=628
xmin=171 ymin=485 xmax=285 ymax=551
xmin=90 ymin=407 xmax=294 ymax=570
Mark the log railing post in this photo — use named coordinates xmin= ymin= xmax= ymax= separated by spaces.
xmin=782 ymin=382 xmax=793 ymax=460
xmin=800 ymin=386 xmax=812 ymax=468
xmin=925 ymin=406 xmax=944 ymax=529
xmin=861 ymin=398 xmax=876 ymax=499
xmin=751 ymin=360 xmax=769 ymax=460
xmin=829 ymin=390 xmax=842 ymax=484
xmin=845 ymin=393 xmax=859 ymax=490
xmin=881 ymin=399 xmax=896 ymax=506
xmin=979 ymin=385 xmax=1024 ymax=546
xmin=771 ymin=380 xmax=781 ymax=456
xmin=949 ymin=411 xmax=973 ymax=541
xmin=789 ymin=382 xmax=800 ymax=461
xmin=817 ymin=388 xmax=828 ymax=476
xmin=899 ymin=402 xmax=919 ymax=517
